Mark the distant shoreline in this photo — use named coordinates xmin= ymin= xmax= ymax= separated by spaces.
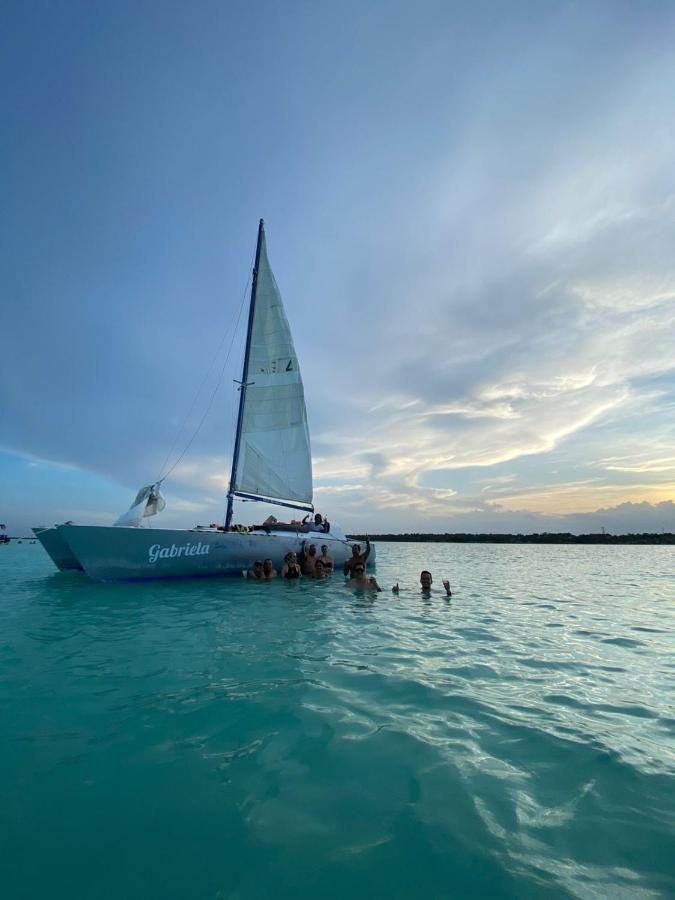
xmin=6 ymin=532 xmax=674 ymax=546
xmin=347 ymin=533 xmax=675 ymax=545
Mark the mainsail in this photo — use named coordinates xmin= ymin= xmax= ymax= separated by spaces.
xmin=228 ymin=222 xmax=313 ymax=519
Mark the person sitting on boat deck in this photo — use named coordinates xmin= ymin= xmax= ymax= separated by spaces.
xmin=343 ymin=537 xmax=371 ymax=577
xmin=392 ymin=571 xmax=451 ymax=596
xmin=281 ymin=551 xmax=302 ymax=579
xmin=299 ymin=540 xmax=318 ymax=575
xmin=302 ymin=512 xmax=330 ymax=533
xmin=319 ymin=544 xmax=334 ymax=572
xmin=247 ymin=560 xmax=265 ymax=580
xmin=312 ymin=559 xmax=329 ymax=580
xmin=262 ymin=558 xmax=277 ymax=580
xmin=346 ymin=563 xmax=382 ymax=592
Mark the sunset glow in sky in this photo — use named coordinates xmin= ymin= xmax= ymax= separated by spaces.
xmin=3 ymin=1 xmax=675 ymax=534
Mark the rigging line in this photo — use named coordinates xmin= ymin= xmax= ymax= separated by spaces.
xmin=159 ymin=270 xmax=251 ymax=484
xmin=230 ymin=336 xmax=242 ymax=464
xmin=157 ymin=270 xmax=251 ymax=482
xmin=229 ymin=309 xmax=249 ymax=446
xmin=222 ymin=319 xmax=250 ymax=525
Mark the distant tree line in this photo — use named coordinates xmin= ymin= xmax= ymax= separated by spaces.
xmin=347 ymin=532 xmax=675 ymax=545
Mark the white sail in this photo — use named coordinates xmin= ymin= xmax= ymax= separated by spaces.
xmin=233 ymin=230 xmax=313 ymax=505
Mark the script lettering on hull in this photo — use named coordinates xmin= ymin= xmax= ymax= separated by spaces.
xmin=148 ymin=542 xmax=211 ymax=564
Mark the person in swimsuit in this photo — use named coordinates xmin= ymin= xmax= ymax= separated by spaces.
xmin=247 ymin=560 xmax=265 ymax=579
xmin=299 ymin=541 xmax=318 ymax=575
xmin=343 ymin=538 xmax=371 ymax=577
xmin=319 ymin=545 xmax=334 ymax=572
xmin=392 ymin=571 xmax=451 ymax=595
xmin=262 ymin=559 xmax=277 ymax=579
xmin=281 ymin=551 xmax=302 ymax=579
xmin=312 ymin=559 xmax=328 ymax=580
xmin=346 ymin=563 xmax=381 ymax=592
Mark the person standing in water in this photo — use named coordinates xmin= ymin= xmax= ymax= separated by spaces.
xmin=246 ymin=560 xmax=265 ymax=580
xmin=392 ymin=571 xmax=451 ymax=595
xmin=346 ymin=563 xmax=382 ymax=592
xmin=299 ymin=541 xmax=318 ymax=575
xmin=262 ymin=559 xmax=277 ymax=580
xmin=312 ymin=559 xmax=328 ymax=580
xmin=319 ymin=545 xmax=334 ymax=572
xmin=343 ymin=537 xmax=371 ymax=577
xmin=281 ymin=552 xmax=302 ymax=579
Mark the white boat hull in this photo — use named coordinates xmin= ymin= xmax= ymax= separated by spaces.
xmin=57 ymin=525 xmax=372 ymax=583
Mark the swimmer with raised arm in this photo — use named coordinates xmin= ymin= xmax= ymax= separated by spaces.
xmin=392 ymin=571 xmax=451 ymax=595
xmin=344 ymin=537 xmax=371 ymax=577
xmin=299 ymin=540 xmax=318 ymax=575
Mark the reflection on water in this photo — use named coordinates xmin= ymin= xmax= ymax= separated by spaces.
xmin=1 ymin=541 xmax=674 ymax=899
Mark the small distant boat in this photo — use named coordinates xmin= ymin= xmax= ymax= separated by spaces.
xmin=0 ymin=524 xmax=10 ymax=545
xmin=35 ymin=221 xmax=372 ymax=581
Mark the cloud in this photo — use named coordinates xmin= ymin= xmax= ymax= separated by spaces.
xmin=3 ymin=3 xmax=675 ymax=535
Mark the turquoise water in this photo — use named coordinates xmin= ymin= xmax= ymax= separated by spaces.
xmin=1 ymin=542 xmax=674 ymax=899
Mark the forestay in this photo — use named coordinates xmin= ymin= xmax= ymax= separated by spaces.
xmin=232 ymin=231 xmax=313 ymax=505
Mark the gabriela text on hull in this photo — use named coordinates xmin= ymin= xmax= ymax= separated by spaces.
xmin=33 ymin=219 xmax=375 ymax=581
xmin=148 ymin=541 xmax=211 ymax=563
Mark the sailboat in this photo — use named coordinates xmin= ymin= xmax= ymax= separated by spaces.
xmin=35 ymin=220 xmax=371 ymax=582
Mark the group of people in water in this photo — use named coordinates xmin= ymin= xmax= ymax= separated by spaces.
xmin=244 ymin=536 xmax=450 ymax=595
xmin=279 ymin=541 xmax=335 ymax=580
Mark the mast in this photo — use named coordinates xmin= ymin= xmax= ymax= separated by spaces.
xmin=225 ymin=219 xmax=265 ymax=530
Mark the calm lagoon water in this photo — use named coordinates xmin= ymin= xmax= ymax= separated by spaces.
xmin=1 ymin=541 xmax=674 ymax=899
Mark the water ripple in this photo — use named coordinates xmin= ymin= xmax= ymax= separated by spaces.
xmin=1 ymin=541 xmax=674 ymax=898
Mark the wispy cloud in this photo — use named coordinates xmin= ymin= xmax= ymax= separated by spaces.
xmin=3 ymin=2 xmax=675 ymax=534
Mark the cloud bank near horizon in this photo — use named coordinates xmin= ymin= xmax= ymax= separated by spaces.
xmin=2 ymin=2 xmax=675 ymax=534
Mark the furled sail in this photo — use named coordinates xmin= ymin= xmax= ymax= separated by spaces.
xmin=114 ymin=483 xmax=166 ymax=527
xmin=232 ymin=228 xmax=313 ymax=505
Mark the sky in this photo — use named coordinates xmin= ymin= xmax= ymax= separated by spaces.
xmin=3 ymin=0 xmax=675 ymax=535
